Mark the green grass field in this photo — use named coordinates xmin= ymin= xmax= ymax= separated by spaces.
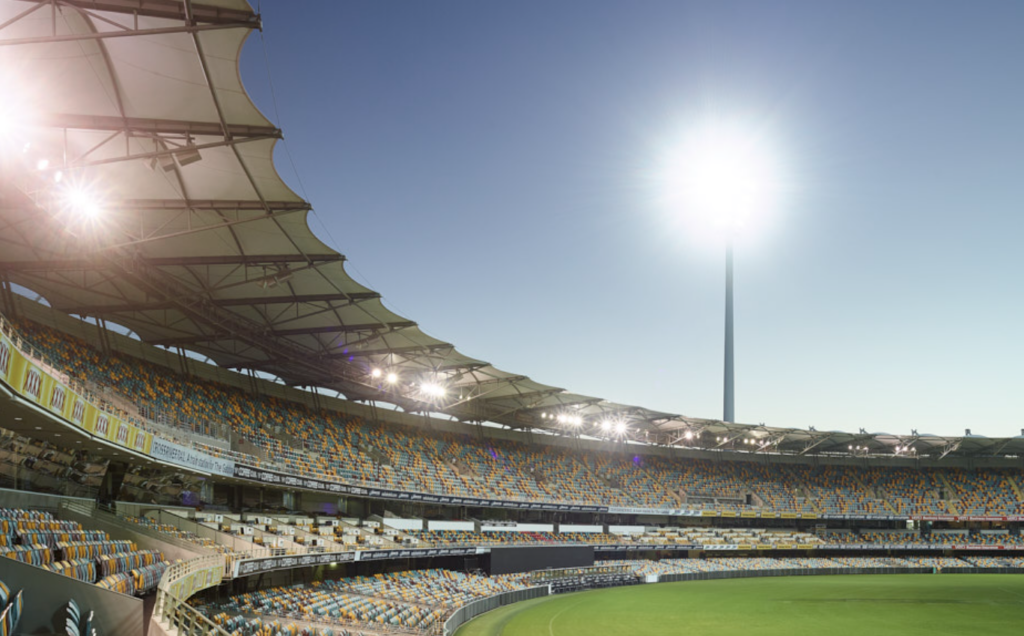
xmin=455 ymin=574 xmax=1024 ymax=636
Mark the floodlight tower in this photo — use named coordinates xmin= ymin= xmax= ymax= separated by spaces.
xmin=661 ymin=118 xmax=780 ymax=424
xmin=724 ymin=236 xmax=735 ymax=423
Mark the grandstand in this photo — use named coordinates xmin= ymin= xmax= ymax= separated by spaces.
xmin=2 ymin=1 xmax=1024 ymax=636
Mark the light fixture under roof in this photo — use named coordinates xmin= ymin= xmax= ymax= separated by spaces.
xmin=174 ymin=146 xmax=202 ymax=167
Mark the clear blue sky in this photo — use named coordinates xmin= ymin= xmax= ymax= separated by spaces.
xmin=240 ymin=1 xmax=1024 ymax=439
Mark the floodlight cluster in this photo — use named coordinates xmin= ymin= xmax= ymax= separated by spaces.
xmin=541 ymin=412 xmax=583 ymax=427
xmin=370 ymin=368 xmax=400 ymax=385
xmin=420 ymin=382 xmax=446 ymax=398
xmin=1 ymin=72 xmax=105 ymax=226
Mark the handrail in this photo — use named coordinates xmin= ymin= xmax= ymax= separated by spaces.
xmin=154 ymin=554 xmax=229 ymax=635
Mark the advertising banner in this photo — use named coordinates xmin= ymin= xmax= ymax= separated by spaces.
xmin=149 ymin=437 xmax=234 ymax=477
xmin=167 ymin=565 xmax=223 ymax=600
xmin=0 ymin=335 xmax=11 ymax=382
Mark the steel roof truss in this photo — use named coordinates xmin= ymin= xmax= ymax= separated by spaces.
xmin=939 ymin=438 xmax=964 ymax=460
xmin=1 ymin=1 xmax=257 ymax=47
xmin=15 ymin=0 xmax=258 ymax=24
xmin=40 ymin=114 xmax=280 ymax=139
xmin=1 ymin=252 xmax=335 ymax=272
xmin=331 ymin=343 xmax=454 ymax=358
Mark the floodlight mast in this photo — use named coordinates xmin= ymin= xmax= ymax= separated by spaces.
xmin=724 ymin=236 xmax=735 ymax=423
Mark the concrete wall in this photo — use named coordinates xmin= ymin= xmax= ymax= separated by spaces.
xmin=428 ymin=520 xmax=474 ymax=531
xmin=382 ymin=518 xmax=423 ymax=531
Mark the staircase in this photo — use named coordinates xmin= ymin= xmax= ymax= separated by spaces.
xmin=360 ymin=444 xmax=391 ymax=467
xmin=449 ymin=457 xmax=479 ymax=478
xmin=797 ymin=485 xmax=822 ymax=514
xmin=933 ymin=473 xmax=961 ymax=514
xmin=1007 ymin=475 xmax=1024 ymax=501
xmin=230 ymin=433 xmax=270 ymax=462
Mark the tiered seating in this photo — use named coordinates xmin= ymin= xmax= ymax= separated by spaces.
xmin=971 ymin=532 xmax=1024 ymax=546
xmin=645 ymin=457 xmax=751 ymax=511
xmin=339 ymin=569 xmax=529 ymax=608
xmin=43 ymin=559 xmax=97 ymax=583
xmin=898 ymin=556 xmax=975 ymax=569
xmin=411 ymin=529 xmax=625 ymax=547
xmin=582 ymin=454 xmax=673 ymax=507
xmin=792 ymin=464 xmax=884 ymax=515
xmin=856 ymin=531 xmax=922 ymax=545
xmin=944 ymin=469 xmax=1024 ymax=516
xmin=121 ymin=516 xmax=234 ymax=555
xmin=211 ymin=569 xmax=531 ymax=634
xmin=10 ymin=318 xmax=1024 ymax=517
xmin=220 ymin=583 xmax=444 ymax=632
xmin=964 ymin=556 xmax=1024 ymax=568
xmin=828 ymin=555 xmax=907 ymax=568
xmin=612 ymin=555 xmax=996 ymax=575
xmin=0 ymin=509 xmax=167 ymax=595
xmin=861 ymin=467 xmax=948 ymax=515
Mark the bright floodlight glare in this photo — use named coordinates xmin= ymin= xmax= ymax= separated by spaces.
xmin=600 ymin=420 xmax=611 ymax=432
xmin=0 ymin=69 xmax=37 ymax=147
xmin=660 ymin=118 xmax=783 ymax=231
xmin=61 ymin=185 xmax=103 ymax=220
xmin=385 ymin=372 xmax=398 ymax=384
xmin=421 ymin=382 xmax=446 ymax=398
xmin=684 ymin=430 xmax=693 ymax=440
xmin=370 ymin=368 xmax=382 ymax=379
xmin=614 ymin=421 xmax=627 ymax=435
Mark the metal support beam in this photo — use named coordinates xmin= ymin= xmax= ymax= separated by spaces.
xmin=146 ymin=320 xmax=419 ymax=345
xmin=714 ymin=430 xmax=748 ymax=449
xmin=216 ymin=292 xmax=379 ymax=306
xmin=0 ymin=252 xmax=341 ymax=272
xmin=58 ymin=291 xmax=379 ymax=315
xmin=112 ymin=200 xmax=311 ymax=211
xmin=331 ymin=343 xmax=455 ymax=358
xmin=38 ymin=113 xmax=280 ymax=139
xmin=939 ymin=438 xmax=963 ymax=460
xmin=70 ymin=133 xmax=278 ymax=168
xmin=272 ymin=321 xmax=416 ymax=337
xmin=0 ymin=20 xmax=255 ymax=47
xmin=798 ymin=435 xmax=833 ymax=456
xmin=14 ymin=0 xmax=258 ymax=25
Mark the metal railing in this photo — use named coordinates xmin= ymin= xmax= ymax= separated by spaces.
xmin=154 ymin=554 xmax=229 ymax=635
xmin=443 ymin=587 xmax=548 ymax=636
xmin=159 ymin=599 xmax=232 ymax=636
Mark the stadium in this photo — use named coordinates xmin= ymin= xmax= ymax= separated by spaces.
xmin=0 ymin=2 xmax=1022 ymax=635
